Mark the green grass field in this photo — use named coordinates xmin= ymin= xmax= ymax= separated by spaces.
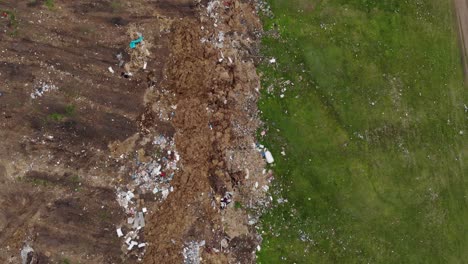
xmin=257 ymin=0 xmax=467 ymax=263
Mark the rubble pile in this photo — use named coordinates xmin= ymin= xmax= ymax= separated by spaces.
xmin=141 ymin=1 xmax=276 ymax=263
xmin=182 ymin=240 xmax=206 ymax=264
xmin=115 ymin=134 xmax=180 ymax=261
xmin=30 ymin=81 xmax=58 ymax=99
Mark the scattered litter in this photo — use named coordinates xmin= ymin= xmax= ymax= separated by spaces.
xmin=129 ymin=34 xmax=144 ymax=49
xmin=269 ymin=57 xmax=276 ymax=64
xmin=20 ymin=244 xmax=34 ymax=264
xmin=121 ymin=72 xmax=133 ymax=78
xmin=115 ymin=134 xmax=180 ymax=260
xmin=182 ymin=240 xmax=206 ymax=264
xmin=116 ymin=53 xmax=125 ymax=67
xmin=108 ymin=66 xmax=115 ymax=74
xmin=143 ymin=61 xmax=147 ymax=70
xmin=30 ymin=81 xmax=58 ymax=99
xmin=220 ymin=192 xmax=233 ymax=209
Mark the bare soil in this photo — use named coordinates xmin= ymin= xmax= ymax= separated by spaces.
xmin=0 ymin=0 xmax=191 ymax=263
xmin=0 ymin=1 xmax=268 ymax=263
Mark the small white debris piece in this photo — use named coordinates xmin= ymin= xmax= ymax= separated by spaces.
xmin=127 ymin=241 xmax=138 ymax=251
xmin=116 ymin=228 xmax=124 ymax=237
xmin=281 ymin=150 xmax=286 ymax=156
xmin=142 ymin=207 xmax=147 ymax=213
xmin=138 ymin=243 xmax=146 ymax=248
xmin=280 ymin=94 xmax=285 ymax=98
xmin=126 ymin=191 xmax=135 ymax=201
xmin=265 ymin=151 xmax=274 ymax=163
xmin=108 ymin=66 xmax=115 ymax=74
xmin=262 ymin=185 xmax=269 ymax=192
xmin=254 ymin=182 xmax=259 ymax=189
xmin=143 ymin=61 xmax=147 ymax=70
xmin=269 ymin=57 xmax=276 ymax=64
xmin=257 ymin=245 xmax=261 ymax=252
xmin=127 ymin=217 xmax=134 ymax=224
xmin=162 ymin=189 xmax=169 ymax=199
xmin=125 ymin=237 xmax=132 ymax=245
xmin=21 ymin=244 xmax=34 ymax=264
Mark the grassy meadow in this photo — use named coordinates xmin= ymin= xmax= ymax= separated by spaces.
xmin=257 ymin=0 xmax=467 ymax=263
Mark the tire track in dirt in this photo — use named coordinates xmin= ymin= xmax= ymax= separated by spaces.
xmin=453 ymin=0 xmax=468 ymax=83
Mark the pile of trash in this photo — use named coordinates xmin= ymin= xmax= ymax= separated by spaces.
xmin=30 ymin=81 xmax=58 ymax=99
xmin=115 ymin=134 xmax=180 ymax=261
xmin=124 ymin=26 xmax=151 ymax=75
xmin=182 ymin=240 xmax=206 ymax=264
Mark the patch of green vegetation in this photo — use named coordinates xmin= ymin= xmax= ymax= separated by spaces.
xmin=0 ymin=9 xmax=19 ymax=36
xmin=48 ymin=112 xmax=65 ymax=121
xmin=61 ymin=258 xmax=71 ymax=264
xmin=98 ymin=210 xmax=111 ymax=221
xmin=110 ymin=0 xmax=122 ymax=12
xmin=234 ymin=201 xmax=243 ymax=209
xmin=258 ymin=0 xmax=467 ymax=263
xmin=27 ymin=178 xmax=50 ymax=187
xmin=65 ymin=104 xmax=76 ymax=116
xmin=47 ymin=104 xmax=76 ymax=122
xmin=68 ymin=174 xmax=81 ymax=191
xmin=44 ymin=0 xmax=55 ymax=10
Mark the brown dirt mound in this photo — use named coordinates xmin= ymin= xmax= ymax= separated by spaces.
xmin=143 ymin=1 xmax=270 ymax=263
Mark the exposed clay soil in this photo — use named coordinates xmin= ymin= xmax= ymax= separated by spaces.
xmin=0 ymin=1 xmax=269 ymax=263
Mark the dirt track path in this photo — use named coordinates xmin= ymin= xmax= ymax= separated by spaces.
xmin=454 ymin=0 xmax=468 ymax=82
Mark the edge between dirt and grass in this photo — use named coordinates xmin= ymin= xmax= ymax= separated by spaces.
xmin=256 ymin=0 xmax=467 ymax=263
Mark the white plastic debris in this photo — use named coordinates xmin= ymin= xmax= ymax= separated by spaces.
xmin=138 ymin=243 xmax=146 ymax=248
xmin=162 ymin=189 xmax=169 ymax=199
xmin=269 ymin=57 xmax=276 ymax=64
xmin=116 ymin=228 xmax=124 ymax=237
xmin=142 ymin=207 xmax=147 ymax=213
xmin=30 ymin=82 xmax=58 ymax=99
xmin=21 ymin=244 xmax=34 ymax=264
xmin=265 ymin=151 xmax=274 ymax=163
xmin=143 ymin=61 xmax=147 ymax=70
xmin=127 ymin=241 xmax=138 ymax=251
xmin=108 ymin=66 xmax=115 ymax=74
xmin=126 ymin=191 xmax=135 ymax=201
